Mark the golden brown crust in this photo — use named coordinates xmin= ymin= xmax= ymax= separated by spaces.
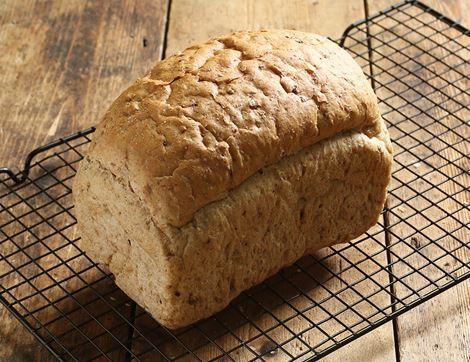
xmin=89 ymin=29 xmax=381 ymax=227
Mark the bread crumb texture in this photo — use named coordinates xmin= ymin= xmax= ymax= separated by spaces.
xmin=74 ymin=30 xmax=393 ymax=328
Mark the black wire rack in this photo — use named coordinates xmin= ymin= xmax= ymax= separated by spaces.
xmin=1 ymin=0 xmax=469 ymax=360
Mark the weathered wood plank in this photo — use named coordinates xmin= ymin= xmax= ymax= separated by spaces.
xmin=164 ymin=0 xmax=364 ymax=57
xmin=367 ymin=0 xmax=470 ymax=361
xmin=0 ymin=0 xmax=167 ymax=167
xmin=0 ymin=0 xmax=168 ymax=360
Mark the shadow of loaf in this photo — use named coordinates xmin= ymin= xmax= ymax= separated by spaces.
xmin=73 ymin=29 xmax=393 ymax=329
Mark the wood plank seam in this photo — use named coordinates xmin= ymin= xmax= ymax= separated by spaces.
xmin=363 ymin=2 xmax=401 ymax=362
xmin=162 ymin=0 xmax=173 ymax=60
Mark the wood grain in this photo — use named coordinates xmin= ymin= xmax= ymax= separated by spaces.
xmin=0 ymin=0 xmax=167 ymax=167
xmin=129 ymin=1 xmax=396 ymax=361
xmin=0 ymin=0 xmax=168 ymax=360
xmin=367 ymin=0 xmax=470 ymax=361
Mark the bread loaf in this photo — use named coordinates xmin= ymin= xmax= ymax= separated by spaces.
xmin=73 ymin=30 xmax=393 ymax=329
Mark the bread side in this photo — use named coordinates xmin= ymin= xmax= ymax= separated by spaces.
xmin=74 ymin=122 xmax=392 ymax=328
xmin=88 ymin=30 xmax=381 ymax=227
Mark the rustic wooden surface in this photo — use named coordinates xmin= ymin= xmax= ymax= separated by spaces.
xmin=0 ymin=0 xmax=168 ymax=168
xmin=0 ymin=0 xmax=468 ymax=361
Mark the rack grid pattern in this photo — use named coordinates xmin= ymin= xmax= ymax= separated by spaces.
xmin=1 ymin=1 xmax=469 ymax=360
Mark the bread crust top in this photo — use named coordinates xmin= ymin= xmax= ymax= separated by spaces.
xmin=87 ymin=29 xmax=382 ymax=227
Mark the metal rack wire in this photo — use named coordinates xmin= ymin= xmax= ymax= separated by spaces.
xmin=0 ymin=0 xmax=468 ymax=360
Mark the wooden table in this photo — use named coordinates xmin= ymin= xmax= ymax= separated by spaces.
xmin=0 ymin=0 xmax=468 ymax=360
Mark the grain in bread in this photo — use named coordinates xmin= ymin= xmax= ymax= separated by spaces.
xmin=73 ymin=29 xmax=393 ymax=328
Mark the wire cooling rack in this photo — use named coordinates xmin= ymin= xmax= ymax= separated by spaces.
xmin=1 ymin=0 xmax=469 ymax=360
